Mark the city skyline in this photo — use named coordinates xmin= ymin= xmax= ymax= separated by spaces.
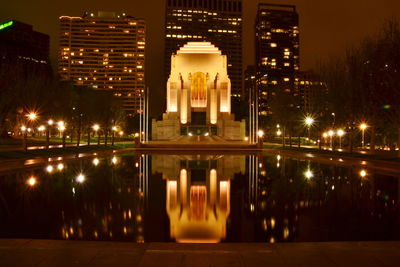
xmin=1 ymin=0 xmax=400 ymax=115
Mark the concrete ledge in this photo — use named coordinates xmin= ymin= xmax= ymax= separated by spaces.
xmin=1 ymin=239 xmax=400 ymax=267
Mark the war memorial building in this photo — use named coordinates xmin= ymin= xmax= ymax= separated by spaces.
xmin=152 ymin=42 xmax=245 ymax=140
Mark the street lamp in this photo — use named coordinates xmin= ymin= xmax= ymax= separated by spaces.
xmin=359 ymin=123 xmax=368 ymax=149
xmin=59 ymin=124 xmax=66 ymax=148
xmin=57 ymin=121 xmax=65 ymax=138
xmin=337 ymin=129 xmax=345 ymax=149
xmin=304 ymin=116 xmax=315 ymax=139
xmin=21 ymin=125 xmax=28 ymax=151
xmin=111 ymin=126 xmax=118 ymax=146
xmin=359 ymin=169 xmax=367 ymax=178
xmin=304 ymin=169 xmax=313 ymax=179
xmin=37 ymin=125 xmax=45 ymax=137
xmin=92 ymin=124 xmax=100 ymax=145
xmin=46 ymin=119 xmax=54 ymax=149
xmin=328 ymin=130 xmax=334 ymax=149
xmin=27 ymin=112 xmax=37 ymax=121
xmin=322 ymin=132 xmax=328 ymax=148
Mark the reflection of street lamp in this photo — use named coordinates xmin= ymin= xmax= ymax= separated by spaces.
xmin=337 ymin=129 xmax=345 ymax=149
xmin=359 ymin=123 xmax=368 ymax=149
xmin=92 ymin=124 xmax=100 ymax=145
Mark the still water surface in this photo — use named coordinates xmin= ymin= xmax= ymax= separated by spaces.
xmin=0 ymin=152 xmax=399 ymax=243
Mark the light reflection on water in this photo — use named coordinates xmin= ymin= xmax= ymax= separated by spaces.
xmin=0 ymin=152 xmax=399 ymax=243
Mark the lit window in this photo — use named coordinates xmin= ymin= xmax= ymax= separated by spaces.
xmin=270 ymin=43 xmax=277 ymax=48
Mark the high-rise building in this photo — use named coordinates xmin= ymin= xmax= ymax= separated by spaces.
xmin=255 ymin=3 xmax=299 ymax=116
xmin=0 ymin=20 xmax=50 ymax=66
xmin=58 ymin=11 xmax=145 ymax=116
xmin=164 ymin=0 xmax=243 ymax=105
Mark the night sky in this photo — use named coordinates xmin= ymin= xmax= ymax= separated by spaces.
xmin=1 ymin=0 xmax=399 ymax=115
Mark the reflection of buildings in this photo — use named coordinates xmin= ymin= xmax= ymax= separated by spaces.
xmin=58 ymin=11 xmax=145 ymax=116
xmin=255 ymin=4 xmax=299 ymax=116
xmin=164 ymin=0 xmax=243 ymax=107
xmin=152 ymin=154 xmax=245 ymax=243
xmin=153 ymin=42 xmax=245 ymax=140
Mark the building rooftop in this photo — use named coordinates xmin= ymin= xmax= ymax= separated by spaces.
xmin=177 ymin=42 xmax=221 ymax=55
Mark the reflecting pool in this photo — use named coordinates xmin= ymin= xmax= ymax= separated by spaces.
xmin=0 ymin=152 xmax=399 ymax=243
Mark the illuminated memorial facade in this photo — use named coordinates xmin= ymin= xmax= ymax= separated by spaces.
xmin=152 ymin=42 xmax=245 ymax=140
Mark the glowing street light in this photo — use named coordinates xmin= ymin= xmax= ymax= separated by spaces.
xmin=328 ymin=130 xmax=334 ymax=149
xmin=337 ymin=129 xmax=345 ymax=149
xmin=304 ymin=169 xmax=313 ymax=179
xmin=304 ymin=116 xmax=315 ymax=139
xmin=359 ymin=169 xmax=367 ymax=178
xmin=27 ymin=176 xmax=37 ymax=186
xmin=46 ymin=165 xmax=53 ymax=173
xmin=27 ymin=112 xmax=37 ymax=121
xmin=92 ymin=124 xmax=100 ymax=145
xmin=359 ymin=123 xmax=368 ymax=149
xmin=20 ymin=125 xmax=27 ymax=132
xmin=76 ymin=173 xmax=85 ymax=183
xmin=257 ymin=130 xmax=264 ymax=138
xmin=57 ymin=163 xmax=64 ymax=171
xmin=276 ymin=130 xmax=282 ymax=136
xmin=48 ymin=119 xmax=54 ymax=126
xmin=111 ymin=126 xmax=118 ymax=145
xmin=93 ymin=158 xmax=100 ymax=166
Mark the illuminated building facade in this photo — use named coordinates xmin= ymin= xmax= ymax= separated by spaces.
xmin=165 ymin=0 xmax=243 ymax=106
xmin=255 ymin=3 xmax=299 ymax=116
xmin=0 ymin=20 xmax=49 ymax=66
xmin=58 ymin=12 xmax=145 ymax=115
xmin=152 ymin=154 xmax=245 ymax=243
xmin=152 ymin=42 xmax=245 ymax=140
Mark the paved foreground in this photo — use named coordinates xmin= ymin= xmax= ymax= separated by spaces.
xmin=1 ymin=239 xmax=400 ymax=267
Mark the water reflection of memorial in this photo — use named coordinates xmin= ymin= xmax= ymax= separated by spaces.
xmin=152 ymin=154 xmax=245 ymax=243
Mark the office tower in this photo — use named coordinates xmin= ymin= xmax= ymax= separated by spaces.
xmin=59 ymin=11 xmax=145 ymax=116
xmin=255 ymin=3 xmax=299 ymax=116
xmin=0 ymin=20 xmax=50 ymax=66
xmin=165 ymin=0 xmax=243 ymax=106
